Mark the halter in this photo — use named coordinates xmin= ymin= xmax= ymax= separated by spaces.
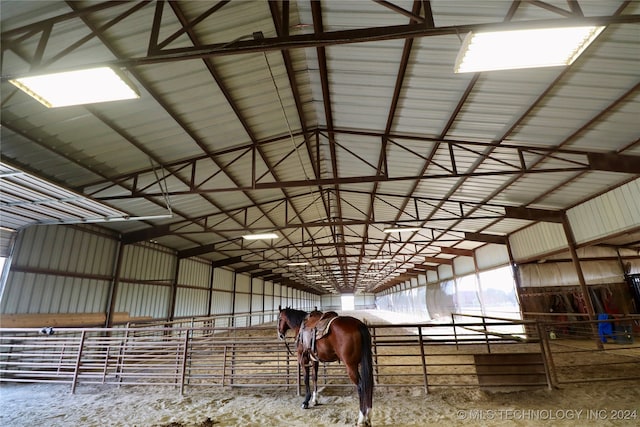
xmin=278 ymin=310 xmax=299 ymax=356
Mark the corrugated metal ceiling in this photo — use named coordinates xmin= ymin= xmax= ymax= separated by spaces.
xmin=1 ymin=0 xmax=638 ymax=294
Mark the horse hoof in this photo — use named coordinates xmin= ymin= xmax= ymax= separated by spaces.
xmin=301 ymin=403 xmax=309 ymax=409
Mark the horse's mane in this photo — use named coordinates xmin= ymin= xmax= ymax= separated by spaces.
xmin=283 ymin=307 xmax=309 ymax=328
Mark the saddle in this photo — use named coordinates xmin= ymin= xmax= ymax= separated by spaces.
xmin=298 ymin=311 xmax=339 ymax=361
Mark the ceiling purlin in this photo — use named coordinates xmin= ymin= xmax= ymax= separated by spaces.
xmin=378 ymin=1 xmax=637 ymax=292
xmin=135 ymin=15 xmax=639 ymax=62
xmin=157 ymin=2 xmax=308 ymax=280
xmin=53 ymin=1 xmax=258 ymax=259
xmin=371 ymin=0 xmax=522 ymax=292
xmin=355 ymin=0 xmax=428 ymax=292
xmin=167 ymin=1 xmax=324 ymax=290
xmin=310 ymin=0 xmax=346 ymax=292
xmin=268 ymin=1 xmax=337 ymax=285
xmin=472 ymin=57 xmax=639 ymax=243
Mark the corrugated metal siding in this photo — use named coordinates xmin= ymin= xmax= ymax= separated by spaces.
xmin=1 ymin=225 xmax=116 ymax=315
xmin=210 ymin=289 xmax=232 ymax=315
xmin=235 ymin=274 xmax=250 ymax=293
xmin=174 ymin=288 xmax=208 ymax=318
xmin=12 ymin=225 xmax=117 ymax=276
xmin=509 ymin=222 xmax=568 ymax=262
xmin=115 ymin=282 xmax=170 ymax=319
xmin=453 ymin=256 xmax=475 ymax=276
xmin=476 ymin=244 xmax=510 ymax=270
xmin=427 ymin=270 xmax=439 ymax=284
xmin=178 ymin=258 xmax=211 ymax=289
xmin=438 ymin=264 xmax=454 ymax=280
xmin=120 ymin=243 xmax=175 ymax=284
xmin=213 ymin=268 xmax=234 ymax=291
xmin=568 ymin=178 xmax=640 ymax=245
xmin=1 ymin=271 xmax=110 ymax=315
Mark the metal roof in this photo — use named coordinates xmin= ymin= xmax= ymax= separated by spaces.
xmin=1 ymin=0 xmax=638 ymax=294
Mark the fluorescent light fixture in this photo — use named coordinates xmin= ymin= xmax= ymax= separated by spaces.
xmin=454 ymin=25 xmax=604 ymax=73
xmin=383 ymin=227 xmax=421 ymax=233
xmin=369 ymin=258 xmax=392 ymax=264
xmin=316 ymin=280 xmax=328 ymax=284
xmin=306 ymin=273 xmax=322 ymax=277
xmin=242 ymin=232 xmax=278 ymax=240
xmin=9 ymin=66 xmax=140 ymax=108
xmin=287 ymin=262 xmax=309 ymax=266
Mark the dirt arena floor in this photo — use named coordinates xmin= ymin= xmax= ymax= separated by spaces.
xmin=1 ymin=310 xmax=639 ymax=426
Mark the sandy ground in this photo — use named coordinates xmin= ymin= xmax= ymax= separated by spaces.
xmin=2 ymin=380 xmax=639 ymax=427
xmin=1 ymin=310 xmax=639 ymax=426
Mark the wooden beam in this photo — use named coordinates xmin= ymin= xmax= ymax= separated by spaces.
xmin=251 ymin=269 xmax=273 ymax=278
xmin=210 ymin=256 xmax=243 ymax=268
xmin=422 ymin=257 xmax=453 ymax=265
xmin=0 ymin=312 xmax=151 ymax=328
xmin=504 ymin=206 xmax=564 ymax=223
xmin=588 ymin=152 xmax=640 ymax=174
xmin=178 ymin=243 xmax=217 ymax=259
xmin=439 ymin=247 xmax=474 ymax=257
xmin=465 ymin=232 xmax=507 ymax=245
xmin=122 ymin=224 xmax=170 ymax=244
xmin=235 ymin=264 xmax=261 ymax=273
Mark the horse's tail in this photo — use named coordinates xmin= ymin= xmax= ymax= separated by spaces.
xmin=358 ymin=321 xmax=374 ymax=416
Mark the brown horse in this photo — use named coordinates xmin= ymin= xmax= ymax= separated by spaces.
xmin=277 ymin=306 xmax=374 ymax=426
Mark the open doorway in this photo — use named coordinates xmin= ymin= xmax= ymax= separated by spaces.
xmin=341 ymin=294 xmax=354 ymax=311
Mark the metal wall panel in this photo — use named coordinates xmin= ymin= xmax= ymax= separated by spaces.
xmin=120 ymin=243 xmax=175 ymax=284
xmin=178 ymin=258 xmax=211 ymax=289
xmin=1 ymin=224 xmax=116 ymax=316
xmin=174 ymin=288 xmax=209 ymax=318
xmin=252 ymin=279 xmax=264 ymax=295
xmin=210 ymin=290 xmax=233 ymax=315
xmin=235 ymin=274 xmax=250 ymax=293
xmin=427 ymin=270 xmax=439 ymax=284
xmin=438 ymin=264 xmax=454 ymax=280
xmin=509 ymin=222 xmax=568 ymax=262
xmin=234 ymin=292 xmax=250 ymax=312
xmin=12 ymin=225 xmax=117 ymax=276
xmin=115 ymin=282 xmax=170 ymax=319
xmin=453 ymin=256 xmax=475 ymax=276
xmin=1 ymin=271 xmax=110 ymax=314
xmin=568 ymin=179 xmax=640 ymax=245
xmin=476 ymin=244 xmax=510 ymax=270
xmin=213 ymin=268 xmax=234 ymax=291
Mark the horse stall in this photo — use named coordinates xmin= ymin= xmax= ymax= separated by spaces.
xmin=2 ymin=310 xmax=640 ymax=426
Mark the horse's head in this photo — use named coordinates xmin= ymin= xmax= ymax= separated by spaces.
xmin=277 ymin=305 xmax=290 ymax=340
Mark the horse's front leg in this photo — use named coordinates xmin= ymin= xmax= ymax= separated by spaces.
xmin=301 ymin=353 xmax=312 ymax=409
xmin=310 ymin=360 xmax=319 ymax=407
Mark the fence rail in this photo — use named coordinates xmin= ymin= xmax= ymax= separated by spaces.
xmin=1 ymin=313 xmax=639 ymax=394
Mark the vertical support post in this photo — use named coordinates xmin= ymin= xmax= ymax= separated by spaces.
xmin=231 ymin=272 xmax=238 ymax=327
xmin=207 ymin=260 xmax=214 ymax=317
xmin=105 ymin=241 xmax=124 ymax=328
xmin=249 ymin=276 xmax=254 ymax=326
xmin=562 ymin=214 xmax=602 ymax=349
xmin=169 ymin=257 xmax=181 ymax=321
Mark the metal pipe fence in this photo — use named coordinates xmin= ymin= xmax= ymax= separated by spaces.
xmin=1 ymin=314 xmax=638 ymax=395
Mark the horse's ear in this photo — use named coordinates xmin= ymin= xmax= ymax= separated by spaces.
xmin=278 ymin=305 xmax=282 ymax=311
